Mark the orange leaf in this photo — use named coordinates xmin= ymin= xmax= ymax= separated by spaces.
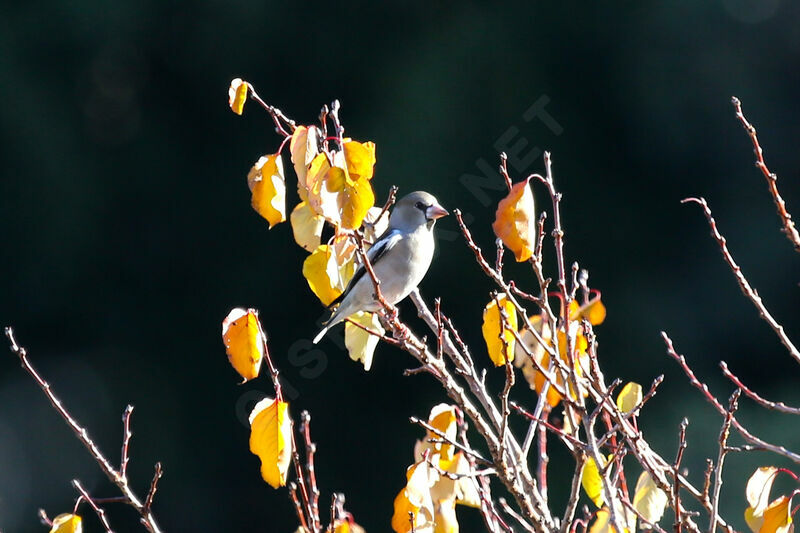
xmin=247 ymin=154 xmax=286 ymax=228
xmin=221 ymin=308 xmax=265 ymax=382
xmin=228 ymin=78 xmax=249 ymax=115
xmin=308 ymin=154 xmax=375 ymax=230
xmin=492 ymin=177 xmax=536 ymax=262
xmin=760 ymin=495 xmax=793 ymax=533
xmin=249 ymin=397 xmax=293 ymax=488
xmin=482 ymin=295 xmax=517 ymax=366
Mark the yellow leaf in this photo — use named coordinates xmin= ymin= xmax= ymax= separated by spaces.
xmin=482 ymin=296 xmax=517 ymax=366
xmin=249 ymin=397 xmax=293 ymax=488
xmin=434 ymin=498 xmax=458 ymax=533
xmin=761 ymin=495 xmax=793 ymax=533
xmin=344 ymin=312 xmax=384 ymax=371
xmin=247 ymin=154 xmax=286 ymax=228
xmin=392 ymin=461 xmax=438 ymax=533
xmin=428 ymin=451 xmax=481 ymax=509
xmin=302 ymin=244 xmax=355 ymax=306
xmin=221 ymin=307 xmax=264 ymax=382
xmin=343 ymin=140 xmax=377 ymax=180
xmin=616 ymin=382 xmax=642 ymax=414
xmin=582 ymin=455 xmax=607 ymax=508
xmin=633 ymin=471 xmax=668 ymax=525
xmin=427 ymin=404 xmax=458 ymax=465
xmin=290 ymin=201 xmax=325 ymax=252
xmin=308 ymin=154 xmax=375 ymax=230
xmin=569 ymin=294 xmax=607 ymax=325
xmin=492 ymin=177 xmax=536 ymax=262
xmin=228 ymin=78 xmax=248 ymax=115
xmin=747 ymin=467 xmax=780 ymax=516
xmin=50 ymin=514 xmax=82 ymax=533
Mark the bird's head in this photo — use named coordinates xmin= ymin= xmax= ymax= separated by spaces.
xmin=390 ymin=191 xmax=449 ymax=232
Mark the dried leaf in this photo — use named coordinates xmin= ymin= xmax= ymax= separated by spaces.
xmin=569 ymin=294 xmax=607 ymax=325
xmin=50 ymin=514 xmax=82 ymax=533
xmin=249 ymin=397 xmax=293 ymax=488
xmin=247 ymin=154 xmax=286 ymax=228
xmin=290 ymin=201 xmax=325 ymax=252
xmin=482 ymin=295 xmax=517 ymax=366
xmin=616 ymin=382 xmax=642 ymax=414
xmin=633 ymin=471 xmax=668 ymax=525
xmin=492 ymin=177 xmax=536 ymax=262
xmin=228 ymin=78 xmax=248 ymax=115
xmin=344 ymin=312 xmax=384 ymax=371
xmin=310 ymin=163 xmax=375 ymax=230
xmin=221 ymin=307 xmax=264 ymax=382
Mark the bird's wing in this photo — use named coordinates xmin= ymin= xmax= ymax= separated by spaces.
xmin=327 ymin=228 xmax=403 ymax=309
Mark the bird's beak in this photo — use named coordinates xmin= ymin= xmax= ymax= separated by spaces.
xmin=426 ymin=204 xmax=449 ymax=220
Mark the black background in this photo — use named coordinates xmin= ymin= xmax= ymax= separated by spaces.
xmin=2 ymin=1 xmax=800 ymax=532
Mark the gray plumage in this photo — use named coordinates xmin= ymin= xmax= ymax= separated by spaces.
xmin=312 ymin=191 xmax=448 ymax=344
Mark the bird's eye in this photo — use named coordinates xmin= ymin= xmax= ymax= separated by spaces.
xmin=415 ymin=201 xmax=426 ymax=210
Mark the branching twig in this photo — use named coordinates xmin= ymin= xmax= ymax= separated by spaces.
xmin=73 ymin=480 xmax=114 ymax=533
xmin=4 ymin=327 xmax=162 ymax=533
xmin=681 ymin=197 xmax=800 ymax=365
xmin=720 ymin=361 xmax=800 ymax=414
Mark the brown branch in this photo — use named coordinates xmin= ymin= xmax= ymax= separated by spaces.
xmin=662 ymin=331 xmax=800 ymax=464
xmin=300 ymin=411 xmax=321 ymax=528
xmin=143 ymin=462 xmax=162 ymax=516
xmin=681 ymin=197 xmax=800 ymax=365
xmin=500 ymin=498 xmax=537 ymax=533
xmin=4 ymin=327 xmax=162 ymax=533
xmin=708 ymin=390 xmax=739 ymax=533
xmin=245 ymin=83 xmax=296 ymax=138
xmin=120 ymin=405 xmax=133 ymax=480
xmin=719 ymin=361 xmax=800 ymax=414
xmin=673 ymin=418 xmax=689 ymax=533
xmin=73 ymin=480 xmax=115 ymax=533
xmin=731 ymin=97 xmax=800 ymax=251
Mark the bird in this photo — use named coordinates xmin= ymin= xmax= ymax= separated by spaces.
xmin=312 ymin=191 xmax=449 ymax=344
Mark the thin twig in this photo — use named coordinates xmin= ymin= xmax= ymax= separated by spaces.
xmin=120 ymin=405 xmax=133 ymax=481
xmin=731 ymin=97 xmax=800 ymax=251
xmin=708 ymin=390 xmax=739 ymax=533
xmin=673 ymin=418 xmax=689 ymax=533
xmin=681 ymin=197 xmax=800 ymax=365
xmin=4 ymin=327 xmax=162 ymax=533
xmin=720 ymin=361 xmax=800 ymax=414
xmin=662 ymin=331 xmax=800 ymax=464
xmin=73 ymin=480 xmax=114 ymax=533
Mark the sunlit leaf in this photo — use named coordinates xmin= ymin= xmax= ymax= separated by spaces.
xmin=434 ymin=498 xmax=458 ymax=533
xmin=760 ymin=495 xmax=793 ymax=533
xmin=633 ymin=471 xmax=668 ymax=525
xmin=247 ymin=154 xmax=286 ymax=228
xmin=363 ymin=205 xmax=390 ymax=245
xmin=582 ymin=455 xmax=607 ymax=508
xmin=344 ymin=312 xmax=384 ymax=371
xmin=291 ymin=126 xmax=321 ymax=201
xmin=343 ymin=140 xmax=377 ymax=181
xmin=302 ymin=243 xmax=355 ymax=306
xmin=221 ymin=307 xmax=264 ymax=382
xmin=492 ymin=177 xmax=536 ymax=262
xmin=588 ymin=504 xmax=635 ymax=533
xmin=429 ymin=451 xmax=481 ymax=509
xmin=290 ymin=201 xmax=325 ymax=252
xmin=616 ymin=382 xmax=642 ymax=414
xmin=569 ymin=294 xmax=607 ymax=325
xmin=392 ymin=460 xmax=438 ymax=533
xmin=426 ymin=404 xmax=458 ymax=465
xmin=228 ymin=78 xmax=248 ymax=115
xmin=50 ymin=514 xmax=82 ymax=533
xmin=249 ymin=397 xmax=293 ymax=488
xmin=482 ymin=295 xmax=517 ymax=366
xmin=747 ymin=467 xmax=780 ymax=515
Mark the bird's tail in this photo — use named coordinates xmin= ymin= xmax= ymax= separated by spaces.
xmin=312 ymin=325 xmax=329 ymax=345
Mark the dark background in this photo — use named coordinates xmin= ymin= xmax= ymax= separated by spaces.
xmin=2 ymin=1 xmax=800 ymax=531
